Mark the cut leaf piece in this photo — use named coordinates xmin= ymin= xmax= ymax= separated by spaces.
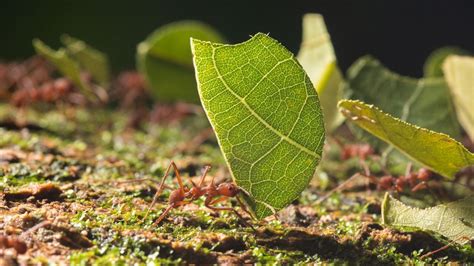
xmin=137 ymin=21 xmax=225 ymax=103
xmin=382 ymin=193 xmax=474 ymax=245
xmin=423 ymin=46 xmax=469 ymax=78
xmin=192 ymin=33 xmax=325 ymax=219
xmin=33 ymin=39 xmax=97 ymax=102
xmin=338 ymin=100 xmax=474 ymax=179
xmin=344 ymin=56 xmax=461 ymax=158
xmin=443 ymin=55 xmax=474 ymax=142
xmin=297 ymin=13 xmax=344 ymax=133
xmin=61 ymin=34 xmax=110 ymax=87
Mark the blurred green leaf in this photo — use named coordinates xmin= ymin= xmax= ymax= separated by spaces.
xmin=423 ymin=46 xmax=469 ymax=78
xmin=33 ymin=39 xmax=97 ymax=102
xmin=61 ymin=34 xmax=110 ymax=87
xmin=382 ymin=193 xmax=474 ymax=244
xmin=344 ymin=56 xmax=461 ymax=164
xmin=297 ymin=14 xmax=344 ymax=133
xmin=338 ymin=100 xmax=474 ymax=179
xmin=137 ymin=21 xmax=225 ymax=103
xmin=443 ymin=55 xmax=474 ymax=142
xmin=191 ymin=33 xmax=325 ymax=219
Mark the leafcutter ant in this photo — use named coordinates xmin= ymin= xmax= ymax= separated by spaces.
xmin=120 ymin=161 xmax=255 ymax=229
xmin=0 ymin=220 xmax=51 ymax=256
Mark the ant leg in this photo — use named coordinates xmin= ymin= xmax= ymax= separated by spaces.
xmin=316 ymin=173 xmax=363 ymax=204
xmin=419 ymin=236 xmax=470 ymax=260
xmin=211 ymin=195 xmax=255 ymax=222
xmin=169 ymin=161 xmax=187 ymax=194
xmin=411 ymin=181 xmax=428 ymax=192
xmin=235 ymin=196 xmax=254 ymax=219
xmin=359 ymin=157 xmax=371 ymax=177
xmin=152 ymin=205 xmax=174 ymax=226
xmin=405 ymin=162 xmax=413 ymax=177
xmin=143 ymin=161 xmax=183 ymax=222
xmin=152 ymin=201 xmax=189 ymax=226
xmin=209 ymin=196 xmax=228 ymax=205
xmin=115 ymin=178 xmax=172 ymax=190
xmin=411 ymin=181 xmax=442 ymax=204
xmin=205 ymin=198 xmax=255 ymax=230
xmin=197 ymin=165 xmax=211 ymax=187
xmin=21 ymin=220 xmax=52 ymax=237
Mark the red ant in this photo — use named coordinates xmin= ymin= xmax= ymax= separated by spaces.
xmin=376 ymin=166 xmax=433 ymax=192
xmin=336 ymin=140 xmax=434 ymax=193
xmin=340 ymin=143 xmax=375 ymax=161
xmin=0 ymin=220 xmax=51 ymax=256
xmin=0 ymin=235 xmax=27 ymax=255
xmin=316 ymin=163 xmax=434 ymax=204
xmin=122 ymin=161 xmax=254 ymax=229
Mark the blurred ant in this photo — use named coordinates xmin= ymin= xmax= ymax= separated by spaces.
xmin=341 ymin=143 xmax=375 ymax=161
xmin=121 ymin=161 xmax=254 ymax=229
xmin=376 ymin=165 xmax=433 ymax=192
xmin=317 ymin=163 xmax=435 ymax=204
xmin=10 ymin=78 xmax=88 ymax=108
xmin=0 ymin=235 xmax=27 ymax=255
xmin=0 ymin=220 xmax=51 ymax=256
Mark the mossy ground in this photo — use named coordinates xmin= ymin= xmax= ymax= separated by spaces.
xmin=0 ymin=104 xmax=473 ymax=265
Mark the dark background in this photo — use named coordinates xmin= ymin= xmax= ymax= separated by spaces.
xmin=2 ymin=0 xmax=474 ymax=77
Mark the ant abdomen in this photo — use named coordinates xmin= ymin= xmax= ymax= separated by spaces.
xmin=168 ymin=189 xmax=185 ymax=205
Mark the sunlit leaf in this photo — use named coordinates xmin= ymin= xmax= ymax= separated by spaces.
xmin=338 ymin=100 xmax=474 ymax=179
xmin=192 ymin=33 xmax=325 ymax=219
xmin=344 ymin=56 xmax=461 ymax=164
xmin=137 ymin=21 xmax=225 ymax=103
xmin=382 ymin=193 xmax=474 ymax=244
xmin=61 ymin=34 xmax=110 ymax=87
xmin=423 ymin=46 xmax=469 ymax=78
xmin=297 ymin=14 xmax=344 ymax=132
xmin=443 ymin=55 xmax=474 ymax=142
xmin=33 ymin=39 xmax=97 ymax=102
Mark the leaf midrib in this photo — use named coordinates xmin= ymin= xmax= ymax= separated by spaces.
xmin=210 ymin=46 xmax=320 ymax=159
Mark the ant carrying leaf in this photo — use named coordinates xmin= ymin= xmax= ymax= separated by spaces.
xmin=120 ymin=161 xmax=255 ymax=229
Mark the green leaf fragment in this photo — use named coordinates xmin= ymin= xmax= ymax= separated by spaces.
xmin=443 ymin=55 xmax=474 ymax=142
xmin=297 ymin=14 xmax=344 ymax=133
xmin=423 ymin=46 xmax=469 ymax=78
xmin=33 ymin=39 xmax=97 ymax=102
xmin=382 ymin=193 xmax=474 ymax=245
xmin=61 ymin=34 xmax=110 ymax=87
xmin=344 ymin=56 xmax=461 ymax=164
xmin=191 ymin=33 xmax=325 ymax=219
xmin=338 ymin=100 xmax=474 ymax=179
xmin=137 ymin=21 xmax=225 ymax=103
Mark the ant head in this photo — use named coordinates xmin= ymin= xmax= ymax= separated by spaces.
xmin=217 ymin=183 xmax=240 ymax=197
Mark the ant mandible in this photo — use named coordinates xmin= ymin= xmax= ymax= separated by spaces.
xmin=130 ymin=161 xmax=254 ymax=229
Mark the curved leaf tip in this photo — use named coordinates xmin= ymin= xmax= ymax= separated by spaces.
xmin=338 ymin=99 xmax=474 ymax=179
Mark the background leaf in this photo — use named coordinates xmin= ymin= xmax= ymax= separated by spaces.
xmin=423 ymin=46 xmax=469 ymax=78
xmin=297 ymin=13 xmax=344 ymax=133
xmin=61 ymin=34 xmax=110 ymax=87
xmin=443 ymin=55 xmax=474 ymax=142
xmin=382 ymin=193 xmax=474 ymax=245
xmin=344 ymin=56 xmax=461 ymax=165
xmin=137 ymin=21 xmax=224 ymax=103
xmin=192 ymin=33 xmax=325 ymax=219
xmin=33 ymin=39 xmax=97 ymax=102
xmin=338 ymin=100 xmax=474 ymax=179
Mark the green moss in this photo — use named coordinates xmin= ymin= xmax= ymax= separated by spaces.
xmin=0 ymin=103 xmax=472 ymax=264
